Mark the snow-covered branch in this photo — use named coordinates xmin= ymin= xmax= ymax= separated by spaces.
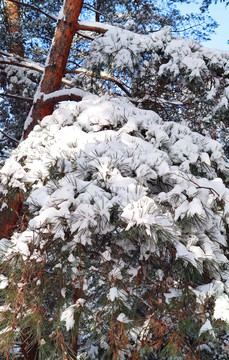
xmin=0 ymin=52 xmax=73 ymax=87
xmin=77 ymin=21 xmax=112 ymax=34
xmin=0 ymin=51 xmax=132 ymax=97
xmin=42 ymin=88 xmax=91 ymax=105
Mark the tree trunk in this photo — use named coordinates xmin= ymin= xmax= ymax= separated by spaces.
xmin=5 ymin=0 xmax=24 ymax=57
xmin=0 ymin=191 xmax=23 ymax=238
xmin=0 ymin=1 xmax=84 ymax=358
xmin=95 ymin=0 xmax=101 ymax=22
xmin=23 ymin=0 xmax=84 ymax=139
xmin=21 ymin=330 xmax=39 ymax=360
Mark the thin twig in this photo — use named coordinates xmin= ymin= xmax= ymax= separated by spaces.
xmin=0 ymin=92 xmax=33 ymax=103
xmin=65 ymin=68 xmax=132 ymax=97
xmin=83 ymin=3 xmax=103 ymax=16
xmin=172 ymin=21 xmax=205 ymax=34
xmin=0 ymin=129 xmax=19 ymax=143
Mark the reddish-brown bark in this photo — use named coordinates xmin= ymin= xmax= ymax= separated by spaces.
xmin=0 ymin=192 xmax=24 ymax=239
xmin=21 ymin=330 xmax=39 ymax=360
xmin=23 ymin=0 xmax=84 ymax=139
xmin=1 ymin=2 xmax=84 ymax=358
xmin=95 ymin=0 xmax=101 ymax=22
xmin=5 ymin=0 xmax=24 ymax=56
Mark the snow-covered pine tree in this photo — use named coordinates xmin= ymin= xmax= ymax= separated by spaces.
xmin=1 ymin=27 xmax=229 ymax=359
xmin=0 ymin=1 xmax=229 ymax=360
xmin=0 ymin=0 xmax=219 ymax=159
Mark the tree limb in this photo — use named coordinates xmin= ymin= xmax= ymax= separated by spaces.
xmin=0 ymin=55 xmax=73 ymax=87
xmin=42 ymin=88 xmax=90 ymax=105
xmin=0 ymin=92 xmax=33 ymax=103
xmin=76 ymin=31 xmax=95 ymax=41
xmin=77 ymin=21 xmax=110 ymax=34
xmin=0 ymin=53 xmax=131 ymax=96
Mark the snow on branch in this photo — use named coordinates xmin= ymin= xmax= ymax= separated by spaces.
xmin=0 ymin=52 xmax=72 ymax=87
xmin=0 ymin=51 xmax=132 ymax=97
xmin=42 ymin=88 xmax=92 ymax=105
xmin=77 ymin=21 xmax=112 ymax=34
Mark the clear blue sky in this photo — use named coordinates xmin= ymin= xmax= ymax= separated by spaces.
xmin=178 ymin=1 xmax=229 ymax=50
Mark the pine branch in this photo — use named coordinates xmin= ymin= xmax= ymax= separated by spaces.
xmin=0 ymin=54 xmax=73 ymax=87
xmin=76 ymin=31 xmax=95 ymax=41
xmin=1 ymin=52 xmax=131 ymax=96
xmin=42 ymin=88 xmax=90 ymax=105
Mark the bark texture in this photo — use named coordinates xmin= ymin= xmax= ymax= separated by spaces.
xmin=23 ymin=0 xmax=84 ymax=139
xmin=0 ymin=192 xmax=23 ymax=239
xmin=1 ymin=2 xmax=84 ymax=358
xmin=5 ymin=0 xmax=24 ymax=56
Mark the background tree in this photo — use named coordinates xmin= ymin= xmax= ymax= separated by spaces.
xmin=0 ymin=2 xmax=229 ymax=358
xmin=0 ymin=0 xmax=219 ymax=161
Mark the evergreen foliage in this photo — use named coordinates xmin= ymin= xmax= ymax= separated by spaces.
xmin=1 ymin=93 xmax=229 ymax=358
xmin=0 ymin=1 xmax=229 ymax=359
xmin=0 ymin=0 xmax=219 ymax=159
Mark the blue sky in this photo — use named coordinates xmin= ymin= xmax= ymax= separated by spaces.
xmin=178 ymin=1 xmax=228 ymax=50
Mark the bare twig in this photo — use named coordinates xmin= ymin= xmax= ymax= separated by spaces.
xmin=189 ymin=177 xmax=220 ymax=197
xmin=0 ymin=92 xmax=33 ymax=103
xmin=0 ymin=129 xmax=19 ymax=143
xmin=83 ymin=3 xmax=103 ymax=16
xmin=65 ymin=68 xmax=132 ymax=97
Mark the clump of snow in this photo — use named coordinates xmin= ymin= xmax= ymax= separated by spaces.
xmin=199 ymin=319 xmax=215 ymax=337
xmin=61 ymin=299 xmax=86 ymax=331
xmin=117 ymin=313 xmax=132 ymax=323
xmin=213 ymin=294 xmax=229 ymax=323
xmin=0 ymin=275 xmax=8 ymax=289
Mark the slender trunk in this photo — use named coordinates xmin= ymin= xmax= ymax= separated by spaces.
xmin=23 ymin=0 xmax=84 ymax=139
xmin=95 ymin=0 xmax=101 ymax=22
xmin=5 ymin=0 xmax=24 ymax=56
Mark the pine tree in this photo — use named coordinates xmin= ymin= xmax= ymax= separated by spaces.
xmin=0 ymin=1 xmax=229 ymax=359
xmin=0 ymin=0 xmax=219 ymax=159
